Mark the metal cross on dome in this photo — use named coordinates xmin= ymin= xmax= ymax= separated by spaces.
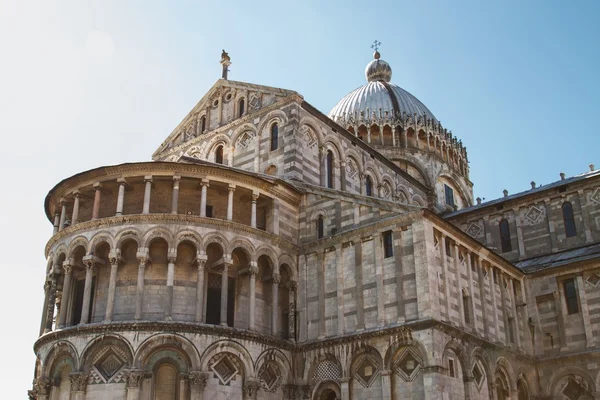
xmin=371 ymin=40 xmax=381 ymax=52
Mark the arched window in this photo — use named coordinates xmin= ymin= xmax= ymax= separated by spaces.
xmin=215 ymin=145 xmax=224 ymax=164
xmin=154 ymin=363 xmax=178 ymax=400
xmin=326 ymin=150 xmax=334 ymax=189
xmin=562 ymin=202 xmax=576 ymax=237
xmin=365 ymin=175 xmax=373 ymax=196
xmin=238 ymin=98 xmax=245 ymax=117
xmin=270 ymin=123 xmax=279 ymax=151
xmin=499 ymin=218 xmax=512 ymax=253
xmin=317 ymin=215 xmax=324 ymax=239
xmin=200 ymin=115 xmax=207 ymax=133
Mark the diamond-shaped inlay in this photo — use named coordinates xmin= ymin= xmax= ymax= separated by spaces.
xmin=394 ymin=348 xmax=422 ymax=382
xmin=96 ymin=351 xmax=125 ymax=381
xmin=210 ymin=354 xmax=239 ymax=386
xmin=586 ymin=273 xmax=600 ymax=287
xmin=472 ymin=363 xmax=483 ymax=387
xmin=525 ymin=206 xmax=543 ymax=224
xmin=563 ymin=379 xmax=584 ymax=400
xmin=591 ymin=188 xmax=600 ymax=206
xmin=353 ymin=355 xmax=380 ymax=388
xmin=259 ymin=362 xmax=282 ymax=393
xmin=466 ymin=222 xmax=482 ymax=238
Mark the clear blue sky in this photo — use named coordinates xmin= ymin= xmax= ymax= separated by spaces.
xmin=0 ymin=0 xmax=598 ymax=395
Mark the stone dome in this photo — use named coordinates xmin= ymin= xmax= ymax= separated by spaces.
xmin=328 ymin=52 xmax=437 ymax=123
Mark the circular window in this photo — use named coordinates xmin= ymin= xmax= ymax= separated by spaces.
xmin=213 ymin=99 xmax=219 ymax=107
xmin=225 ymin=93 xmax=232 ymax=101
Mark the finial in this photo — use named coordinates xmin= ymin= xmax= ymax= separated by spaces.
xmin=220 ymin=49 xmax=231 ymax=80
xmin=371 ymin=40 xmax=381 ymax=59
xmin=590 ymin=163 xmax=595 ymax=171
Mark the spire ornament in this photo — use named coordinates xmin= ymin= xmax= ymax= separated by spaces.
xmin=220 ymin=49 xmax=231 ymax=80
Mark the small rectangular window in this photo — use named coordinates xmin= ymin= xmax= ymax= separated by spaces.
xmin=563 ymin=279 xmax=579 ymax=314
xmin=205 ymin=205 xmax=213 ymax=218
xmin=383 ymin=230 xmax=394 ymax=258
xmin=444 ymin=184 xmax=455 ymax=208
xmin=448 ymin=359 xmax=456 ymax=378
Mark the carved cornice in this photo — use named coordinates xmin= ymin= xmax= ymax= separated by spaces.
xmin=34 ymin=321 xmax=296 ymax=353
xmin=45 ymin=213 xmax=298 ymax=256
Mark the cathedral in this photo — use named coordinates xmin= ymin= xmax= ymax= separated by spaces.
xmin=30 ymin=48 xmax=600 ymax=399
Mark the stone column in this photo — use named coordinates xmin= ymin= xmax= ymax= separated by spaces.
xmin=220 ymin=258 xmax=232 ymax=326
xmin=142 ymin=176 xmax=152 ymax=214
xmin=226 ymin=184 xmax=236 ymax=221
xmin=319 ymin=145 xmax=327 ymax=186
xmin=335 ymin=244 xmax=345 ymax=335
xmin=165 ymin=250 xmax=177 ymax=321
xmin=92 ymin=182 xmax=102 ymax=220
xmin=466 ymin=251 xmax=476 ymax=333
xmin=199 ymin=178 xmax=209 ymax=217
xmin=69 ymin=372 xmax=89 ymax=400
xmin=135 ymin=251 xmax=149 ymax=320
xmin=508 ymin=278 xmax=521 ymax=349
xmin=188 ymin=371 xmax=208 ymax=400
xmin=58 ymin=260 xmax=73 ymax=328
xmin=454 ymin=243 xmax=466 ymax=327
xmin=439 ymin=234 xmax=452 ymax=320
xmin=317 ymin=251 xmax=326 ymax=338
xmin=250 ymin=191 xmax=259 ymax=228
xmin=105 ymin=250 xmax=123 ymax=323
xmin=171 ymin=175 xmax=181 ymax=214
xmin=576 ymin=275 xmax=594 ymax=347
xmin=380 ymin=370 xmax=392 ymax=400
xmin=477 ymin=258 xmax=490 ymax=339
xmin=340 ymin=161 xmax=347 ymax=191
xmin=71 ymin=191 xmax=80 ymax=225
xmin=125 ymin=369 xmax=145 ymax=400
xmin=115 ymin=177 xmax=127 ymax=216
xmin=195 ymin=255 xmax=207 ymax=323
xmin=44 ymin=272 xmax=58 ymax=333
xmin=53 ymin=213 xmax=60 ymax=234
xmin=39 ymin=279 xmax=52 ymax=335
xmin=272 ymin=273 xmax=281 ymax=336
xmin=248 ymin=261 xmax=258 ymax=331
xmin=489 ymin=265 xmax=500 ymax=342
xmin=58 ymin=200 xmax=67 ymax=231
xmin=499 ymin=273 xmax=510 ymax=345
xmin=340 ymin=377 xmax=350 ymax=400
xmin=374 ymin=233 xmax=385 ymax=326
xmin=513 ymin=207 xmax=526 ymax=258
xmin=80 ymin=256 xmax=99 ymax=324
xmin=288 ymin=281 xmax=297 ymax=341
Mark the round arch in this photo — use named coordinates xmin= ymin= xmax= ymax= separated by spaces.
xmin=80 ymin=334 xmax=134 ymax=375
xmin=384 ymin=338 xmax=430 ymax=370
xmin=199 ymin=339 xmax=254 ymax=378
xmin=298 ymin=117 xmax=325 ymax=146
xmin=87 ymin=232 xmax=114 ymax=254
xmin=202 ymin=232 xmax=229 ymax=254
xmin=67 ymin=236 xmax=89 ymax=258
xmin=43 ymin=341 xmax=79 ymax=378
xmin=133 ymin=333 xmax=200 ymax=371
xmin=174 ymin=230 xmax=203 ymax=250
xmin=227 ymin=237 xmax=256 ymax=260
xmin=115 ymin=228 xmax=143 ymax=250
xmin=142 ymin=228 xmax=174 ymax=249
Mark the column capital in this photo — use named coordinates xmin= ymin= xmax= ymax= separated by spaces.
xmin=117 ymin=177 xmax=128 ymax=186
xmin=252 ymin=192 xmax=260 ymax=202
xmin=93 ymin=182 xmax=103 ymax=191
xmin=188 ymin=370 xmax=209 ymax=390
xmin=200 ymin=178 xmax=210 ymax=187
xmin=195 ymin=255 xmax=208 ymax=268
xmin=62 ymin=259 xmax=74 ymax=275
xmin=223 ymin=256 xmax=234 ymax=267
xmin=243 ymin=378 xmax=260 ymax=399
xmin=272 ymin=273 xmax=281 ymax=284
xmin=32 ymin=377 xmax=51 ymax=396
xmin=380 ymin=369 xmax=392 ymax=377
xmin=168 ymin=249 xmax=177 ymax=264
xmin=82 ymin=256 xmax=101 ymax=270
xmin=286 ymin=280 xmax=298 ymax=291
xmin=124 ymin=369 xmax=146 ymax=388
xmin=143 ymin=175 xmax=153 ymax=183
xmin=71 ymin=190 xmax=81 ymax=199
xmin=136 ymin=250 xmax=151 ymax=265
xmin=173 ymin=175 xmax=181 ymax=182
xmin=109 ymin=250 xmax=124 ymax=266
xmin=69 ymin=372 xmax=89 ymax=393
xmin=228 ymin=184 xmax=236 ymax=192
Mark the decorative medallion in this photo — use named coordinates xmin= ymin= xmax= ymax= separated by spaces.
xmin=90 ymin=346 xmax=128 ymax=384
xmin=591 ymin=188 xmax=600 ymax=206
xmin=210 ymin=354 xmax=240 ymax=386
xmin=466 ymin=222 xmax=482 ymax=238
xmin=586 ymin=273 xmax=600 ymax=287
xmin=525 ymin=206 xmax=543 ymax=224
xmin=301 ymin=125 xmax=318 ymax=149
xmin=472 ymin=363 xmax=484 ymax=388
xmin=352 ymin=354 xmax=380 ymax=388
xmin=249 ymin=93 xmax=261 ymax=111
xmin=236 ymin=131 xmax=255 ymax=150
xmin=393 ymin=347 xmax=422 ymax=382
xmin=562 ymin=378 xmax=586 ymax=400
xmin=346 ymin=158 xmax=358 ymax=179
xmin=259 ymin=362 xmax=282 ymax=393
xmin=381 ymin=182 xmax=392 ymax=200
